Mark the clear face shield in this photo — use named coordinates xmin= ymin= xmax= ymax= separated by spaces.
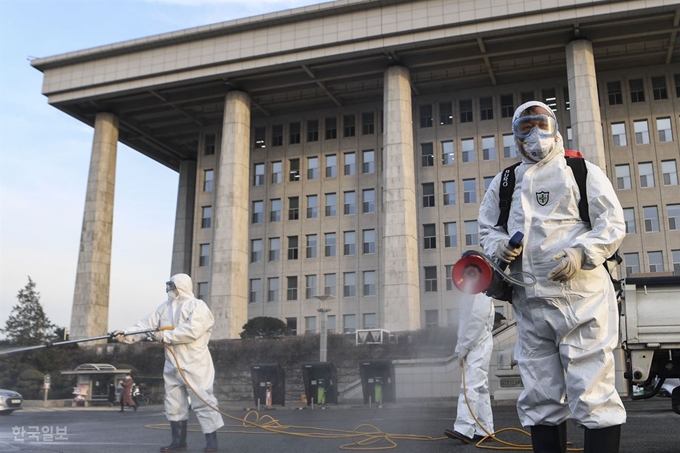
xmin=512 ymin=114 xmax=558 ymax=140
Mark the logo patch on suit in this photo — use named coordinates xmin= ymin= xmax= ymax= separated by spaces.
xmin=536 ymin=191 xmax=549 ymax=206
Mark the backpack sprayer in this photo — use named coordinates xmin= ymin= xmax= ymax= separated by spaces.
xmin=0 ymin=326 xmax=175 ymax=356
xmin=451 ymin=231 xmax=536 ymax=298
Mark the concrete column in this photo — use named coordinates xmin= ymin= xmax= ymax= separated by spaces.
xmin=70 ymin=112 xmax=118 ymax=339
xmin=170 ymin=159 xmax=196 ymax=275
xmin=566 ymin=39 xmax=606 ymax=170
xmin=210 ymin=91 xmax=250 ymax=339
xmin=381 ymin=66 xmax=421 ymax=332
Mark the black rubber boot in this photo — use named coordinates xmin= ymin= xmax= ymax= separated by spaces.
xmin=160 ymin=421 xmax=188 ymax=452
xmin=203 ymin=431 xmax=218 ymax=452
xmin=584 ymin=424 xmax=621 ymax=453
xmin=530 ymin=422 xmax=567 ymax=453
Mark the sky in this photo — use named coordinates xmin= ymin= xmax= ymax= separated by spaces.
xmin=0 ymin=0 xmax=325 ymax=338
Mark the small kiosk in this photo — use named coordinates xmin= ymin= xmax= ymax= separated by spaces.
xmin=61 ymin=363 xmax=132 ymax=406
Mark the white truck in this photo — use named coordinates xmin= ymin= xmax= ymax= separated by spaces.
xmin=621 ymin=275 xmax=680 ymax=414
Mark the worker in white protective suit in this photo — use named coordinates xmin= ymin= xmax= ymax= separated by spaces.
xmin=478 ymin=101 xmax=626 ymax=453
xmin=113 ymin=273 xmax=224 ymax=453
xmin=444 ymin=293 xmax=495 ymax=444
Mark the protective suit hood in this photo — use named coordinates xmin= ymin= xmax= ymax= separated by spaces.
xmin=169 ymin=273 xmax=195 ymax=302
xmin=513 ymin=101 xmax=564 ymax=165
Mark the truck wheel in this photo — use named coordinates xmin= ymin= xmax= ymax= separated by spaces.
xmin=672 ymin=387 xmax=680 ymax=415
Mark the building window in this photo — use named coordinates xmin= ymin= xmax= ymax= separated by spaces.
xmin=325 ymin=193 xmax=337 ymax=217
xmin=201 ymin=206 xmax=212 ymax=229
xmin=503 ymin=133 xmax=517 ymax=158
xmin=461 ymin=138 xmax=475 ymax=162
xmin=676 ymin=74 xmax=680 ymax=97
xmin=657 ymin=117 xmax=673 ymax=142
xmin=344 ymin=152 xmax=356 ymax=176
xmin=623 ymin=208 xmax=636 ymax=234
xmin=204 ymin=134 xmax=216 ymax=155
xmin=344 ymin=231 xmax=356 ymax=256
xmin=307 ymin=157 xmax=319 ymax=180
xmin=251 ymin=239 xmax=263 ymax=263
xmin=289 ymin=158 xmax=300 ymax=182
xmin=442 ymin=140 xmax=454 ymax=165
xmin=363 ymin=271 xmax=376 ymax=296
xmin=305 ymin=275 xmax=317 ymax=300
xmin=288 ymin=196 xmax=299 ymax=220
xmin=307 ymin=119 xmax=319 ymax=142
xmin=325 ymin=233 xmax=336 ymax=257
xmin=197 ymin=282 xmax=209 ymax=301
xmin=307 ymin=195 xmax=318 ymax=219
xmin=484 ymin=176 xmax=493 ymax=193
xmin=421 ymin=142 xmax=434 ymax=167
xmin=271 ymin=161 xmax=282 ymax=184
xmin=639 ymin=162 xmax=655 ymax=188
xmin=439 ymin=101 xmax=453 ymax=125
xmin=249 ymin=279 xmax=261 ymax=303
xmin=563 ymin=87 xmax=570 ymax=111
xmin=542 ymin=88 xmax=557 ymax=112
xmin=611 ymin=123 xmax=627 ymax=147
xmin=465 ymin=220 xmax=479 ymax=246
xmin=630 ymin=79 xmax=645 ymax=103
xmin=203 ymin=169 xmax=214 ymax=192
xmin=306 ymin=234 xmax=317 ymax=258
xmin=662 ymin=160 xmax=678 ymax=186
xmin=624 ymin=253 xmax=640 ymax=275
xmin=420 ymin=104 xmax=433 ymax=128
xmin=445 ymin=265 xmax=454 ymax=291
xmin=459 ymin=99 xmax=473 ymax=123
xmin=363 ymin=150 xmax=375 ymax=174
xmin=424 ymin=266 xmax=437 ymax=292
xmin=652 ymin=76 xmax=668 ymax=100
xmin=480 ymin=97 xmax=493 ymax=120
xmin=425 ymin=309 xmax=438 ymax=328
xmin=463 ymin=179 xmax=477 ymax=204
xmin=363 ymin=313 xmax=377 ymax=329
xmin=288 ymin=236 xmax=299 ymax=260
xmin=343 ymin=314 xmax=356 ymax=334
xmin=423 ymin=183 xmax=435 ymax=207
xmin=444 ymin=222 xmax=457 ymax=247
xmin=268 ymin=277 xmax=279 ymax=302
xmin=252 ymin=200 xmax=263 ymax=224
xmin=343 ymin=114 xmax=356 ymax=137
xmin=289 ymin=122 xmax=301 ymax=144
xmin=286 ymin=317 xmax=297 ymax=336
xmin=607 ymin=81 xmax=623 ymax=105
xmin=199 ymin=244 xmax=210 ymax=266
xmin=634 ymin=120 xmax=650 ymax=145
xmin=566 ymin=127 xmax=573 ymax=149
xmin=615 ymin=164 xmax=631 ymax=190
xmin=643 ymin=206 xmax=659 ymax=232
xmin=344 ymin=191 xmax=356 ymax=215
xmin=272 ymin=124 xmax=283 ymax=146
xmin=443 ymin=180 xmax=456 ymax=206
xmin=363 ymin=229 xmax=376 ymax=254
xmin=343 ymin=272 xmax=356 ymax=297
xmin=424 ymin=224 xmax=437 ymax=249
xmin=520 ymin=91 xmax=534 ymax=104
xmin=304 ymin=316 xmax=316 ymax=334
xmin=673 ymin=250 xmax=680 ymax=275
xmin=325 ymin=117 xmax=337 ymax=140
xmin=254 ymin=163 xmax=265 ymax=186
xmin=362 ymin=112 xmax=374 ymax=135
xmin=254 ymin=127 xmax=266 ymax=148
xmin=287 ymin=277 xmax=298 ymax=301
xmin=500 ymin=94 xmax=514 ymax=118
xmin=648 ymin=251 xmax=665 ymax=273
xmin=324 ymin=273 xmax=336 ymax=297
xmin=270 ymin=199 xmax=281 ymax=222
xmin=326 ymin=154 xmax=337 ymax=178
xmin=362 ymin=189 xmax=375 ymax=214
xmin=668 ymin=204 xmax=680 ymax=230
xmin=269 ymin=238 xmax=280 ymax=262
xmin=482 ymin=136 xmax=495 ymax=161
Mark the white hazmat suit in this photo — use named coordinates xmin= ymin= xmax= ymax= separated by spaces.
xmin=478 ymin=101 xmax=626 ymax=430
xmin=452 ymin=293 xmax=495 ymax=440
xmin=120 ymin=273 xmax=224 ymax=434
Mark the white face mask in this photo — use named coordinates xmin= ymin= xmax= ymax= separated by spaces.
xmin=167 ymin=290 xmax=178 ymax=301
xmin=521 ymin=133 xmax=555 ymax=161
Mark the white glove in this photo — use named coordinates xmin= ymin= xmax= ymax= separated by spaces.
xmin=153 ymin=331 xmax=167 ymax=343
xmin=112 ymin=330 xmax=126 ymax=342
xmin=548 ymin=247 xmax=586 ymax=282
xmin=495 ymin=239 xmax=523 ymax=264
xmin=457 ymin=348 xmax=470 ymax=366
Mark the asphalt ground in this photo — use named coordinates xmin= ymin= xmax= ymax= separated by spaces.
xmin=0 ymin=398 xmax=678 ymax=453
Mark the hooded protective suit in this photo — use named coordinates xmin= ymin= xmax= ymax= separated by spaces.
xmin=120 ymin=273 xmax=224 ymax=434
xmin=478 ymin=101 xmax=626 ymax=429
xmin=453 ymin=293 xmax=495 ymax=439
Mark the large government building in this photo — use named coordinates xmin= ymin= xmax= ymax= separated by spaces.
xmin=32 ymin=0 xmax=680 ymax=340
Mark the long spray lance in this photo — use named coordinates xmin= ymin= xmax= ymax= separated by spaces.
xmin=0 ymin=326 xmax=175 ymax=355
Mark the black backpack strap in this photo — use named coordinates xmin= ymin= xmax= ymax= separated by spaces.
xmin=495 ymin=163 xmax=521 ymax=232
xmin=566 ymin=157 xmax=590 ymax=224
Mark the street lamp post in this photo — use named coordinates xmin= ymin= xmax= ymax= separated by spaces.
xmin=313 ymin=294 xmax=335 ymax=362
